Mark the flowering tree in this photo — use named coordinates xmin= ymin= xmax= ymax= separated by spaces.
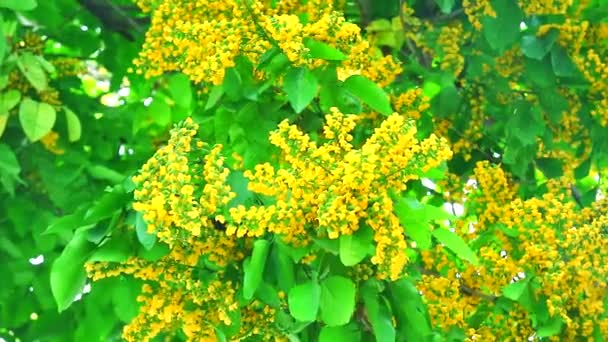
xmin=3 ymin=0 xmax=608 ymax=341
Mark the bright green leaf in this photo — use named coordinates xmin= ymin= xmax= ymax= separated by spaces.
xmin=319 ymin=324 xmax=361 ymax=342
xmin=243 ymin=239 xmax=271 ymax=300
xmin=283 ymin=67 xmax=318 ymax=113
xmin=343 ymin=75 xmax=392 ymax=115
xmin=63 ymin=107 xmax=82 ymax=142
xmin=502 ymin=278 xmax=529 ymax=301
xmin=0 ymin=0 xmax=37 ymax=11
xmin=135 ymin=212 xmax=156 ymax=250
xmin=537 ymin=317 xmax=563 ymax=337
xmin=432 ymin=228 xmax=479 ymax=265
xmin=50 ymin=230 xmax=93 ymax=312
xmin=320 ymin=276 xmax=356 ymax=326
xmin=0 ymin=89 xmax=21 ymax=113
xmin=361 ymin=281 xmax=395 ymax=342
xmin=339 ymin=224 xmax=374 ymax=266
xmin=19 ymin=98 xmax=56 ymax=142
xmin=303 ymin=38 xmax=347 ymax=61
xmin=149 ymin=97 xmax=171 ymax=126
xmin=168 ymin=73 xmax=192 ymax=109
xmin=17 ymin=52 xmax=47 ymax=91
xmin=434 ymin=0 xmax=454 ymax=13
xmin=288 ymin=280 xmax=321 ymax=322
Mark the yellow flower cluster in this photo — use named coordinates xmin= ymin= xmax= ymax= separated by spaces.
xmin=131 ymin=119 xmax=239 ymax=262
xmin=133 ymin=0 xmax=401 ymax=86
xmin=418 ymin=161 xmax=608 ymax=339
xmin=392 ymin=87 xmax=429 ymax=120
xmin=39 ymin=131 xmax=65 ymax=155
xmin=462 ymin=0 xmax=496 ymax=30
xmin=437 ymin=23 xmax=467 ymax=77
xmin=228 ymin=107 xmax=452 ymax=280
xmin=518 ymin=0 xmax=574 ymax=16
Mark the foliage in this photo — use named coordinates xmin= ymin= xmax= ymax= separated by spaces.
xmin=3 ymin=0 xmax=608 ymax=341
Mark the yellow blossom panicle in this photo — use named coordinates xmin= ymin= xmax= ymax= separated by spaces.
xmin=229 ymin=107 xmax=452 ymax=280
xmin=418 ymin=162 xmax=608 ymax=339
xmin=133 ymin=0 xmax=400 ymax=86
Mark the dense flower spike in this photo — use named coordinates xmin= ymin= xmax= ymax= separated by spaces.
xmin=133 ymin=0 xmax=401 ymax=86
xmin=229 ymin=108 xmax=452 ymax=279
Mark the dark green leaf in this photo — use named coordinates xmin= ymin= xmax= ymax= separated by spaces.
xmin=521 ymin=29 xmax=559 ymax=60
xmin=481 ymin=0 xmax=523 ymax=52
xmin=0 ymin=143 xmax=21 ymax=195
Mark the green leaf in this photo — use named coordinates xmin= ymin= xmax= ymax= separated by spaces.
xmin=0 ymin=16 xmax=5 ymax=63
xmin=320 ymin=276 xmax=356 ymax=326
xmin=524 ymin=57 xmax=555 ymax=88
xmin=288 ymin=280 xmax=321 ymax=322
xmin=168 ymin=73 xmax=192 ymax=109
xmin=148 ymin=97 xmax=171 ymax=126
xmin=536 ymin=158 xmax=563 ymax=178
xmin=63 ymin=107 xmax=81 ymax=142
xmin=507 ymin=101 xmax=545 ymax=146
xmin=339 ymin=224 xmax=374 ymax=266
xmin=283 ymin=67 xmax=318 ymax=113
xmin=0 ymin=89 xmax=21 ymax=113
xmin=243 ymin=239 xmax=271 ymax=300
xmin=432 ymin=228 xmax=479 ymax=265
xmin=521 ymin=29 xmax=559 ymax=60
xmin=17 ymin=52 xmax=48 ymax=91
xmin=537 ymin=317 xmax=563 ymax=337
xmin=343 ymin=75 xmax=392 ymax=115
xmin=19 ymin=98 xmax=56 ymax=142
xmin=361 ymin=281 xmax=396 ymax=342
xmin=86 ymin=165 xmax=125 ymax=184
xmin=0 ymin=113 xmax=8 ymax=138
xmin=205 ymin=85 xmax=224 ymax=110
xmin=88 ymin=236 xmax=132 ymax=262
xmin=50 ymin=230 xmax=93 ymax=312
xmin=0 ymin=143 xmax=21 ymax=196
xmin=502 ymin=278 xmax=529 ymax=301
xmin=303 ymin=38 xmax=346 ymax=61
xmin=550 ymin=45 xmax=578 ymax=77
xmin=432 ymin=85 xmax=461 ymax=118
xmin=0 ymin=0 xmax=37 ymax=11
xmin=272 ymin=243 xmax=296 ymax=292
xmin=481 ymin=0 xmax=523 ymax=52
xmin=388 ymin=279 xmax=432 ymax=340
xmin=84 ymin=187 xmax=130 ymax=222
xmin=434 ymin=0 xmax=454 ymax=13
xmin=319 ymin=324 xmax=361 ymax=342
xmin=135 ymin=212 xmax=156 ymax=250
